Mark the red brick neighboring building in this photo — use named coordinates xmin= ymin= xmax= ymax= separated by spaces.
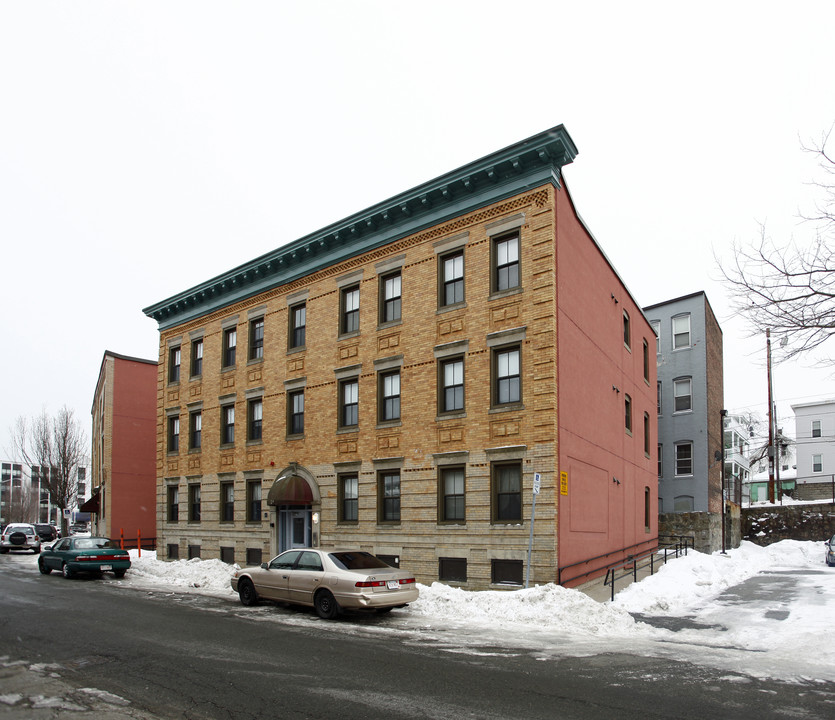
xmin=143 ymin=125 xmax=657 ymax=588
xmin=89 ymin=351 xmax=157 ymax=545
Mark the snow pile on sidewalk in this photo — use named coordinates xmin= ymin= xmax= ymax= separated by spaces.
xmin=611 ymin=540 xmax=824 ymax=614
xmin=124 ymin=539 xmax=826 ymax=628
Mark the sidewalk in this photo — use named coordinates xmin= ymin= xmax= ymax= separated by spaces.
xmin=0 ymin=660 xmax=157 ymax=720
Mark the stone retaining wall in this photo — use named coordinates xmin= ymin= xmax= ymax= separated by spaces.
xmin=742 ymin=503 xmax=835 ymax=545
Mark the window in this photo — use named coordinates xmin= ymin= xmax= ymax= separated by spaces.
xmin=221 ymin=404 xmax=235 ymax=445
xmin=189 ymin=411 xmax=202 ymax=450
xmin=188 ymin=545 xmax=201 ymax=559
xmin=341 ymin=285 xmax=360 ymax=334
xmin=491 ymin=558 xmax=522 ymax=585
xmin=339 ymin=474 xmax=358 ymax=523
xmin=672 ymin=314 xmax=691 ymax=349
xmin=440 ymin=250 xmax=464 ymax=306
xmin=379 ymin=471 xmax=400 ymax=523
xmin=191 ymin=338 xmax=203 ymax=377
xmin=245 ymin=548 xmax=262 ymax=565
xmin=624 ymin=394 xmax=632 ymax=434
xmin=220 ymin=547 xmax=235 ymax=564
xmin=675 ymin=442 xmax=693 ymax=476
xmin=289 ymin=303 xmax=306 ymax=349
xmin=439 ymin=557 xmax=467 ymax=582
xmin=169 ymin=346 xmax=181 ymax=383
xmin=623 ymin=311 xmax=631 ymax=350
xmin=249 ymin=317 xmax=264 ymax=360
xmin=247 ymin=480 xmax=262 ymax=522
xmin=651 ymin=320 xmax=661 ymax=354
xmin=658 ymin=444 xmax=663 ymax=479
xmin=657 ymin=382 xmax=662 ymax=415
xmin=167 ymin=416 xmax=179 ymax=453
xmin=440 ymin=357 xmax=465 ymax=414
xmin=379 ymin=370 xmax=401 ymax=422
xmin=440 ymin=466 xmax=465 ymax=523
xmin=339 ymin=379 xmax=359 ymax=428
xmin=812 ymin=420 xmax=822 ymax=438
xmin=493 ymin=462 xmax=521 ymax=522
xmin=223 ymin=327 xmax=237 ymax=368
xmin=220 ymin=482 xmax=234 ymax=522
xmin=644 ymin=412 xmax=651 ymax=456
xmin=188 ymin=484 xmax=201 ymax=522
xmin=493 ymin=233 xmax=520 ymax=291
xmin=288 ymin=390 xmax=304 ymax=435
xmin=380 ymin=272 xmax=402 ymax=323
xmin=167 ymin=486 xmax=179 ymax=522
xmin=673 ymin=378 xmax=692 ymax=412
xmin=813 ymin=454 xmax=823 ymax=473
xmin=674 ymin=495 xmax=694 ymax=512
xmin=644 ymin=487 xmax=651 ymax=531
xmin=494 ymin=347 xmax=521 ymax=406
xmin=168 ymin=543 xmax=180 ymax=559
xmin=643 ymin=339 xmax=649 ymax=382
xmin=248 ymin=398 xmax=263 ymax=442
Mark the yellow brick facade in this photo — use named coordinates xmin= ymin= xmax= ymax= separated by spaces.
xmin=154 ymin=187 xmax=561 ymax=588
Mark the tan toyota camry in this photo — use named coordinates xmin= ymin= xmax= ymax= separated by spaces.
xmin=231 ymin=548 xmax=419 ymax=619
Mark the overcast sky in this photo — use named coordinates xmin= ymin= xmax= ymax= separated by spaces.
xmin=2 ymin=1 xmax=834 ymax=458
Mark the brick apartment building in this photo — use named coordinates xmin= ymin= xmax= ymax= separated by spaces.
xmin=143 ymin=125 xmax=657 ymax=589
xmin=88 ymin=351 xmax=158 ymax=543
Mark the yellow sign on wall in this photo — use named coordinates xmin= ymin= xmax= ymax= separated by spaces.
xmin=560 ymin=471 xmax=568 ymax=495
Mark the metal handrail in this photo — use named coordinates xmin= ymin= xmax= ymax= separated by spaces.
xmin=557 ymin=537 xmax=658 ymax=587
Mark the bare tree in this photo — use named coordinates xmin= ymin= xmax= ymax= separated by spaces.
xmin=720 ymin=127 xmax=835 ymax=363
xmin=5 ymin=477 xmax=38 ymax=524
xmin=9 ymin=406 xmax=88 ymax=534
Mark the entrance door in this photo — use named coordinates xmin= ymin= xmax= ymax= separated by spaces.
xmin=278 ymin=507 xmax=311 ymax=553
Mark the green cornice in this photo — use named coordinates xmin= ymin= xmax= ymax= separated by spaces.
xmin=143 ymin=124 xmax=578 ymax=330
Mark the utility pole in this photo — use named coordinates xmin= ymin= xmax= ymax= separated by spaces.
xmin=720 ymin=409 xmax=728 ymax=553
xmin=767 ymin=329 xmax=776 ymax=504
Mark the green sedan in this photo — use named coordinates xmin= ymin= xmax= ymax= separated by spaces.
xmin=38 ymin=536 xmax=131 ymax=579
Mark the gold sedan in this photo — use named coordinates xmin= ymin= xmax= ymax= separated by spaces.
xmin=231 ymin=549 xmax=418 ymax=619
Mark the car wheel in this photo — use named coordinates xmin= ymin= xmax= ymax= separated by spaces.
xmin=113 ymin=569 xmax=126 ymax=579
xmin=0 ymin=548 xmax=8 ymax=554
xmin=238 ymin=579 xmax=258 ymax=606
xmin=62 ymin=563 xmax=74 ymax=579
xmin=33 ymin=547 xmax=40 ymax=554
xmin=38 ymin=559 xmax=51 ymax=575
xmin=314 ymin=590 xmax=340 ymax=620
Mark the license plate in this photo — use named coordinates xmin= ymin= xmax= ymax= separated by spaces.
xmin=386 ymin=580 xmax=401 ymax=590
xmin=100 ymin=565 xmax=112 ymax=571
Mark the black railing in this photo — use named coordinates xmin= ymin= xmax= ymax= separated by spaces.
xmin=557 ymin=534 xmax=695 ymax=601
xmin=601 ymin=534 xmax=694 ymax=602
xmin=110 ymin=536 xmax=157 ymax=552
xmin=557 ymin=537 xmax=658 ymax=587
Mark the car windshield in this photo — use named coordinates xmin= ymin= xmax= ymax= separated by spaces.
xmin=329 ymin=551 xmax=392 ymax=570
xmin=5 ymin=525 xmax=32 ymax=533
xmin=73 ymin=537 xmax=115 ymax=550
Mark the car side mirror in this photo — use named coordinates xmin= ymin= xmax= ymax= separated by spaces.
xmin=260 ymin=562 xmax=269 ymax=570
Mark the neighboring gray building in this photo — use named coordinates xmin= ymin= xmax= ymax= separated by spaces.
xmin=644 ymin=292 xmax=724 ymax=518
xmin=792 ymin=399 xmax=835 ymax=501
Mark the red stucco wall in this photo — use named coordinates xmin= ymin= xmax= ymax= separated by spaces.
xmin=111 ymin=356 xmax=157 ymax=541
xmin=555 ymin=182 xmax=658 ymax=583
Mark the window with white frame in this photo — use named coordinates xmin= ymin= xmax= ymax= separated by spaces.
xmin=813 ymin=454 xmax=823 ymax=473
xmin=672 ymin=314 xmax=691 ymax=350
xmin=812 ymin=420 xmax=822 ymax=438
xmin=673 ymin=377 xmax=692 ymax=412
xmin=675 ymin=442 xmax=693 ymax=476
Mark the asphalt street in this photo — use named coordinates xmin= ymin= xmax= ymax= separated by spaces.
xmin=1 ymin=554 xmax=833 ymax=719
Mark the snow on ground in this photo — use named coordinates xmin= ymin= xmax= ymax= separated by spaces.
xmin=55 ymin=539 xmax=835 ymax=683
